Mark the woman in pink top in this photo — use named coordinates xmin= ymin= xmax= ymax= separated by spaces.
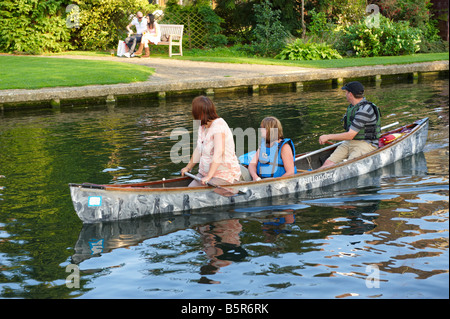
xmin=134 ymin=14 xmax=160 ymax=58
xmin=181 ymin=96 xmax=241 ymax=187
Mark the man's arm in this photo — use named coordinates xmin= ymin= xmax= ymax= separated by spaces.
xmin=319 ymin=129 xmax=358 ymax=145
xmin=126 ymin=21 xmax=135 ymax=36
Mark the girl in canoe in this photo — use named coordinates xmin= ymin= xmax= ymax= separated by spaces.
xmin=181 ymin=96 xmax=241 ymax=186
xmin=248 ymin=117 xmax=297 ymax=181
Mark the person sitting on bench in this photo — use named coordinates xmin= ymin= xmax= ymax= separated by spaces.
xmin=133 ymin=14 xmax=161 ymax=58
xmin=124 ymin=11 xmax=147 ymax=58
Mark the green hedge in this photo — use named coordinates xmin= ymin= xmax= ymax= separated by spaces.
xmin=0 ymin=0 xmax=157 ymax=53
xmin=0 ymin=0 xmax=73 ymax=54
xmin=335 ymin=15 xmax=423 ymax=57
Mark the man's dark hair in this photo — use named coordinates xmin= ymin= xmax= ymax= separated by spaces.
xmin=342 ymin=81 xmax=364 ymax=98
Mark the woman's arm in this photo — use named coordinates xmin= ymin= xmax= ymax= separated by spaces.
xmin=248 ymin=149 xmax=261 ymax=181
xmin=280 ymin=143 xmax=295 ymax=177
xmin=201 ymin=132 xmax=225 ymax=184
xmin=181 ymin=147 xmax=200 ymax=176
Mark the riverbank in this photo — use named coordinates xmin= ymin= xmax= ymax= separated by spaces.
xmin=0 ymin=54 xmax=448 ymax=110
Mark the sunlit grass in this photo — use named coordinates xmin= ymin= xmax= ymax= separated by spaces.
xmin=0 ymin=55 xmax=154 ymax=90
xmin=172 ymin=50 xmax=449 ymax=69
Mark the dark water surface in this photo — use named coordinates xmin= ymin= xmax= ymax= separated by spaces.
xmin=0 ymin=76 xmax=448 ymax=299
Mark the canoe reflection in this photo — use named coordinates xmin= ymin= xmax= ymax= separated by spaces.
xmin=71 ymin=206 xmax=303 ymax=265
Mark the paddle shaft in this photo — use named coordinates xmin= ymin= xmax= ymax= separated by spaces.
xmin=183 ymin=171 xmax=240 ymax=194
xmin=184 ymin=171 xmax=215 ymax=186
xmin=294 ymin=121 xmax=399 ymax=162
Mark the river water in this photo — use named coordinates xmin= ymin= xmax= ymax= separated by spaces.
xmin=0 ymin=75 xmax=448 ymax=300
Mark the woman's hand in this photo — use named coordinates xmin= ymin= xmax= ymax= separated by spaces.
xmin=201 ymin=175 xmax=213 ymax=185
xmin=180 ymin=166 xmax=191 ymax=176
xmin=181 ymin=148 xmax=199 ymax=177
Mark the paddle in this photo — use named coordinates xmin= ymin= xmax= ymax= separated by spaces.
xmin=238 ymin=122 xmax=400 ymax=166
xmin=184 ymin=171 xmax=246 ymax=197
xmin=294 ymin=121 xmax=399 ymax=162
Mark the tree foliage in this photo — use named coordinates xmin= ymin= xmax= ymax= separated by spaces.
xmin=71 ymin=0 xmax=157 ymax=51
xmin=0 ymin=0 xmax=73 ymax=54
xmin=335 ymin=15 xmax=423 ymax=56
xmin=213 ymin=0 xmax=255 ymax=41
xmin=0 ymin=0 xmax=444 ymax=55
xmin=0 ymin=0 xmax=157 ymax=53
xmin=251 ymin=0 xmax=289 ymax=56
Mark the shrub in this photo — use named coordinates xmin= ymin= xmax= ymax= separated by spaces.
xmin=0 ymin=0 xmax=73 ymax=54
xmin=418 ymin=18 xmax=447 ymax=53
xmin=377 ymin=0 xmax=432 ymax=30
xmin=213 ymin=0 xmax=255 ymax=43
xmin=251 ymin=0 xmax=289 ymax=57
xmin=308 ymin=9 xmax=330 ymax=38
xmin=335 ymin=15 xmax=422 ymax=57
xmin=276 ymin=39 xmax=343 ymax=60
xmin=197 ymin=4 xmax=227 ymax=48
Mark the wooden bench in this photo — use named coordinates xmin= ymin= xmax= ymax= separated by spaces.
xmin=157 ymin=24 xmax=184 ymax=57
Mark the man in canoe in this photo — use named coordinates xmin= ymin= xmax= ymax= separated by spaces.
xmin=319 ymin=81 xmax=381 ymax=168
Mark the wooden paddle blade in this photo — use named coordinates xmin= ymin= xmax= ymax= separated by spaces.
xmin=183 ymin=171 xmax=244 ymax=197
xmin=213 ymin=187 xmax=239 ymax=197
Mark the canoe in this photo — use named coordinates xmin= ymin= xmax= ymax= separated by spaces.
xmin=69 ymin=118 xmax=429 ymax=223
xmin=71 ymin=151 xmax=428 ymax=263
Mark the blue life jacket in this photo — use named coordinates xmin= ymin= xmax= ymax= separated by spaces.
xmin=257 ymin=138 xmax=297 ymax=178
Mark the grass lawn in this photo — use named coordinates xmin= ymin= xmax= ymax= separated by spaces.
xmin=171 ymin=51 xmax=449 ymax=68
xmin=0 ymin=55 xmax=154 ymax=90
xmin=44 ymin=49 xmax=449 ymax=69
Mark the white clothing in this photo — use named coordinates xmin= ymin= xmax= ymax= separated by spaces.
xmin=142 ymin=22 xmax=161 ymax=46
xmin=131 ymin=17 xmax=148 ymax=34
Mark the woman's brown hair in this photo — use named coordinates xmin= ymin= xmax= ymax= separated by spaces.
xmin=147 ymin=14 xmax=155 ymax=29
xmin=261 ymin=116 xmax=284 ymax=143
xmin=191 ymin=96 xmax=219 ymax=126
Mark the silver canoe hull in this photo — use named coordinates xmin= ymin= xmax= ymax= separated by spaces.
xmin=69 ymin=118 xmax=429 ymax=223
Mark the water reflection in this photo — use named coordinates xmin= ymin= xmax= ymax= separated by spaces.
xmin=197 ymin=219 xmax=248 ymax=284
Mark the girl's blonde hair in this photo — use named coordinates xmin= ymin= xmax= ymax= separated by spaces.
xmin=261 ymin=116 xmax=284 ymax=143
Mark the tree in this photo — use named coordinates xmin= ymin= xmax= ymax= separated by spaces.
xmin=252 ymin=0 xmax=289 ymax=56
